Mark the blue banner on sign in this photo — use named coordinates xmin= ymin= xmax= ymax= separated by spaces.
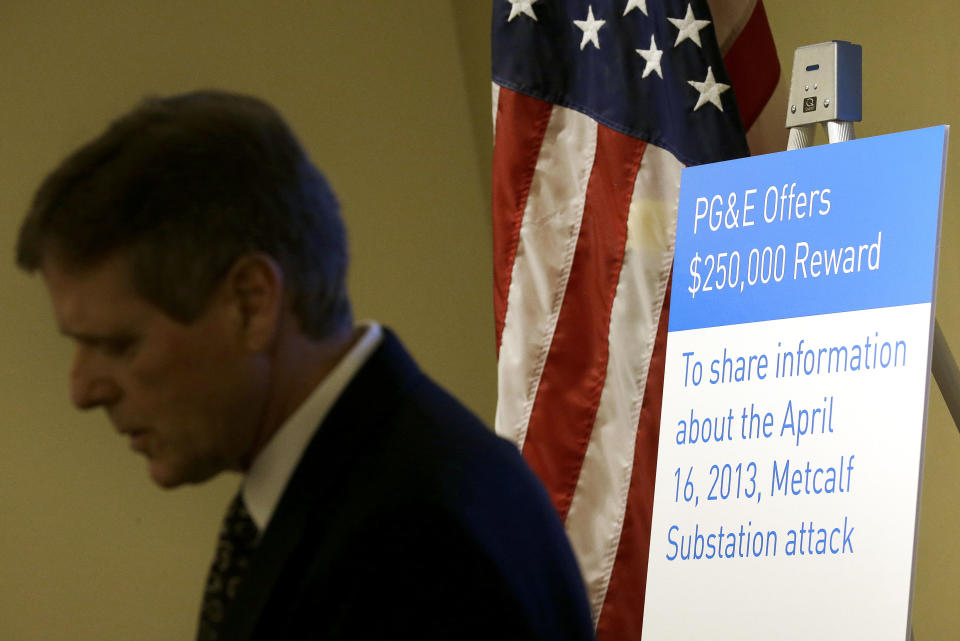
xmin=669 ymin=126 xmax=947 ymax=332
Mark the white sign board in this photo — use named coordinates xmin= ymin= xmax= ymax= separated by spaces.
xmin=642 ymin=127 xmax=948 ymax=640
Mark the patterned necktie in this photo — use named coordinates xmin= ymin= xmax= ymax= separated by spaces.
xmin=197 ymin=493 xmax=259 ymax=641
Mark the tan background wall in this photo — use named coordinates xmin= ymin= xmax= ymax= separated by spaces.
xmin=0 ymin=2 xmax=955 ymax=639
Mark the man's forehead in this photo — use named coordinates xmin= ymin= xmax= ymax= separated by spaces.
xmin=41 ymin=252 xmax=147 ymax=333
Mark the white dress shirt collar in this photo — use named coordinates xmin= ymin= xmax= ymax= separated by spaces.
xmin=241 ymin=322 xmax=383 ymax=532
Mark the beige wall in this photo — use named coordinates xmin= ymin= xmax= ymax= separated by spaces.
xmin=0 ymin=1 xmax=956 ymax=639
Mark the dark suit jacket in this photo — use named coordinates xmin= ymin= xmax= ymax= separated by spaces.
xmin=218 ymin=330 xmax=595 ymax=640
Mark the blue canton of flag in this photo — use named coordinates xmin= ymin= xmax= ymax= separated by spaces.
xmin=492 ymin=0 xmax=749 ymax=166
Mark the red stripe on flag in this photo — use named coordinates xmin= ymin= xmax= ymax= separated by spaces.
xmin=492 ymin=88 xmax=554 ymax=353
xmin=722 ymin=0 xmax=779 ymax=130
xmin=522 ymin=125 xmax=647 ymax=521
xmin=594 ymin=278 xmax=671 ymax=641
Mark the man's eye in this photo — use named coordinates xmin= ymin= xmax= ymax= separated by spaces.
xmin=102 ymin=338 xmax=136 ymax=357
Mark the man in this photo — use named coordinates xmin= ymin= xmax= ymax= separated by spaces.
xmin=17 ymin=91 xmax=595 ymax=640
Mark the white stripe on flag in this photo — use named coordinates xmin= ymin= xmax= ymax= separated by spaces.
xmin=491 ymin=82 xmax=500 ymax=140
xmin=495 ymin=104 xmax=598 ymax=450
xmin=564 ymin=143 xmax=683 ymax=622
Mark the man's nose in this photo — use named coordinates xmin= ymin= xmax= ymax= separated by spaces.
xmin=70 ymin=346 xmax=121 ymax=409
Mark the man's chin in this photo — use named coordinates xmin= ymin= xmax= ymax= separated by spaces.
xmin=147 ymin=458 xmax=219 ymax=489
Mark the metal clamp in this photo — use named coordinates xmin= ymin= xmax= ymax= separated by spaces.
xmin=785 ymin=40 xmax=862 ymax=149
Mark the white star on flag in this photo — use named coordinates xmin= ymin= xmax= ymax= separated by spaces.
xmin=668 ymin=3 xmax=711 ymax=48
xmin=507 ymin=0 xmax=537 ymax=22
xmin=688 ymin=66 xmax=730 ymax=111
xmin=574 ymin=6 xmax=606 ymax=50
xmin=635 ymin=34 xmax=663 ymax=79
xmin=623 ymin=0 xmax=648 ymax=16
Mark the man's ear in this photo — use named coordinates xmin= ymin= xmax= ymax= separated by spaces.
xmin=223 ymin=253 xmax=284 ymax=352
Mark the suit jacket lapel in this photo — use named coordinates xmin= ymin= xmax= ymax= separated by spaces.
xmin=217 ymin=330 xmax=420 ymax=640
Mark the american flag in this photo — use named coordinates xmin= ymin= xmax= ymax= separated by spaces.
xmin=491 ymin=1 xmax=779 ymax=638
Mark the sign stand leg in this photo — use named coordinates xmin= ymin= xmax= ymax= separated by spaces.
xmin=932 ymin=321 xmax=960 ymax=431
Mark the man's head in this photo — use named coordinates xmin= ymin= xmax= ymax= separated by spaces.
xmin=18 ymin=90 xmax=351 ymax=337
xmin=17 ymin=90 xmax=354 ymax=487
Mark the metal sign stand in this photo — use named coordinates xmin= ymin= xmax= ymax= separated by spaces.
xmin=784 ymin=41 xmax=960 ymax=641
